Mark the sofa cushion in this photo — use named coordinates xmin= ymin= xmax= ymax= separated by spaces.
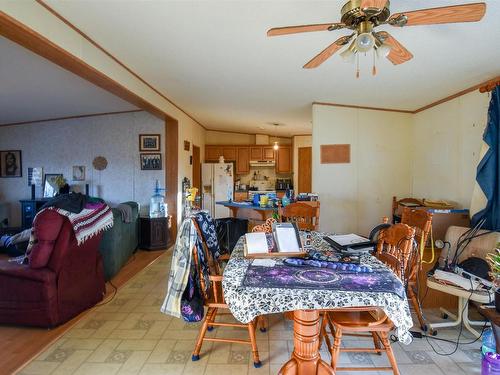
xmin=29 ymin=210 xmax=65 ymax=269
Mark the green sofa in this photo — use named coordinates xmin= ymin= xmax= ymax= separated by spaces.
xmin=99 ymin=201 xmax=139 ymax=281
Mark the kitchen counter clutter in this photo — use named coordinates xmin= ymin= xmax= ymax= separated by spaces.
xmin=216 ymin=201 xmax=277 ymax=222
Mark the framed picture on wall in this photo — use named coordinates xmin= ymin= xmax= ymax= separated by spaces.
xmin=43 ymin=174 xmax=63 ymax=198
xmin=140 ymin=153 xmax=162 ymax=170
xmin=72 ymin=166 xmax=86 ymax=181
xmin=139 ymin=134 xmax=161 ymax=151
xmin=0 ymin=150 xmax=22 ymax=178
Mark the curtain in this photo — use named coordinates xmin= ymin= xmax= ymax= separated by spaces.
xmin=470 ymin=86 xmax=500 ymax=231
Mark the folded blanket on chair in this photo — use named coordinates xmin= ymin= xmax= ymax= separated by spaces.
xmin=50 ymin=203 xmax=114 ymax=245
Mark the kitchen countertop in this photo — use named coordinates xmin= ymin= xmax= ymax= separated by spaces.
xmin=216 ymin=201 xmax=277 ymax=211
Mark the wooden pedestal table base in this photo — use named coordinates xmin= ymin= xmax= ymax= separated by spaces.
xmin=279 ymin=310 xmax=335 ymax=375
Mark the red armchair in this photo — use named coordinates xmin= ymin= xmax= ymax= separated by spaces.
xmin=0 ymin=209 xmax=105 ymax=328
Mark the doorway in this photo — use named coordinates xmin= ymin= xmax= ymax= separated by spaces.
xmin=298 ymin=147 xmax=312 ymax=193
xmin=192 ymin=145 xmax=201 ymax=192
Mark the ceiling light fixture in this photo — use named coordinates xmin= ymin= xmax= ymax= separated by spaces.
xmin=339 ymin=21 xmax=392 ymax=78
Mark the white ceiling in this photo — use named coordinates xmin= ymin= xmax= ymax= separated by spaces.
xmin=0 ymin=36 xmax=137 ymax=126
xmin=38 ymin=1 xmax=500 ymax=134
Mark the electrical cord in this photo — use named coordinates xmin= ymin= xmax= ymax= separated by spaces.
xmin=95 ymin=280 xmax=118 ymax=306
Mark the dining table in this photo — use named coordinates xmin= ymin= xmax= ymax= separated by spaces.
xmin=222 ymin=231 xmax=413 ymax=375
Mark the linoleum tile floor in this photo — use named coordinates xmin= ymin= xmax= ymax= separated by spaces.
xmin=18 ymin=252 xmax=483 ymax=375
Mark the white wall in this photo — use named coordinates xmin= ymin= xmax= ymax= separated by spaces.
xmin=293 ymin=135 xmax=312 ymax=191
xmin=1 ymin=2 xmax=206 ymax=224
xmin=412 ymin=90 xmax=489 ymax=208
xmin=0 ymin=111 xmax=165 ymax=225
xmin=312 ymin=105 xmax=413 ymax=235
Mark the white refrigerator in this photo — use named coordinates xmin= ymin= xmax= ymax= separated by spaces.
xmin=202 ymin=163 xmax=234 ymax=218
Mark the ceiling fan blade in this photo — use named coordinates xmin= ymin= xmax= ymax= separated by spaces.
xmin=303 ymin=35 xmax=352 ymax=69
xmin=267 ymin=23 xmax=345 ymax=37
xmin=376 ymin=31 xmax=413 ymax=65
xmin=389 ymin=3 xmax=486 ymax=27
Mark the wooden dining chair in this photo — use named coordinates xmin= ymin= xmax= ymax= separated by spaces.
xmin=321 ymin=223 xmax=416 ymax=375
xmin=279 ymin=202 xmax=320 ymax=230
xmin=400 ymin=207 xmax=433 ymax=331
xmin=191 ymin=218 xmax=262 ymax=368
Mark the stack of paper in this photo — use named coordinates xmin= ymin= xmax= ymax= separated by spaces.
xmin=273 ymin=223 xmax=301 ymax=252
xmin=245 ymin=232 xmax=269 ymax=255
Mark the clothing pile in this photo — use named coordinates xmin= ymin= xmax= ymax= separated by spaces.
xmin=161 ymin=211 xmax=221 ymax=322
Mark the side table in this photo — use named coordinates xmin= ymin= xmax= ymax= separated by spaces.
xmin=139 ymin=216 xmax=169 ymax=250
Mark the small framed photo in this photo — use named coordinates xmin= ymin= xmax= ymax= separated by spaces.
xmin=0 ymin=150 xmax=22 ymax=178
xmin=140 ymin=153 xmax=162 ymax=170
xmin=28 ymin=167 xmax=43 ymax=186
xmin=72 ymin=166 xmax=86 ymax=181
xmin=43 ymin=173 xmax=62 ymax=198
xmin=184 ymin=140 xmax=190 ymax=151
xmin=139 ymin=134 xmax=161 ymax=151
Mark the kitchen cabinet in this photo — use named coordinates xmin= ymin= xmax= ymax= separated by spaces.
xmin=236 ymin=147 xmax=250 ymax=174
xmin=276 ymin=146 xmax=292 ymax=174
xmin=205 ymin=145 xmax=222 ymax=161
xmin=263 ymin=147 xmax=275 ymax=160
xmin=250 ymin=147 xmax=262 ymax=160
xmin=205 ymin=145 xmax=236 ymax=161
xmin=234 ymin=191 xmax=248 ymax=201
xmin=222 ymin=147 xmax=236 ymax=160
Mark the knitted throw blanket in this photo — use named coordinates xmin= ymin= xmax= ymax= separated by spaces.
xmin=50 ymin=203 xmax=114 ymax=245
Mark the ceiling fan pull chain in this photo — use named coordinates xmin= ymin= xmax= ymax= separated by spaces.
xmin=356 ymin=53 xmax=360 ymax=79
xmin=372 ymin=49 xmax=377 ymax=76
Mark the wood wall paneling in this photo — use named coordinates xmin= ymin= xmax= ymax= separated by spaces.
xmin=320 ymin=144 xmax=351 ymax=164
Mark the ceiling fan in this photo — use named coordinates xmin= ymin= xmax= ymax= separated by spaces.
xmin=267 ymin=1 xmax=486 ymax=73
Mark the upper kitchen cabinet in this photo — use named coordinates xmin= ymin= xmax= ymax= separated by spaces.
xmin=276 ymin=146 xmax=292 ymax=174
xmin=222 ymin=147 xmax=237 ymax=160
xmin=236 ymin=147 xmax=250 ymax=174
xmin=205 ymin=145 xmax=222 ymax=161
xmin=205 ymin=145 xmax=236 ymax=161
xmin=262 ymin=147 xmax=275 ymax=160
xmin=250 ymin=147 xmax=263 ymax=160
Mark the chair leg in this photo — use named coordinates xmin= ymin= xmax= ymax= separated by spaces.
xmin=192 ymin=307 xmax=215 ymax=361
xmin=380 ymin=332 xmax=400 ymax=375
xmin=371 ymin=332 xmax=382 ymax=355
xmin=331 ymin=326 xmax=342 ymax=371
xmin=257 ymin=315 xmax=267 ymax=332
xmin=247 ymin=321 xmax=261 ymax=368
xmin=408 ymin=285 xmax=426 ymax=331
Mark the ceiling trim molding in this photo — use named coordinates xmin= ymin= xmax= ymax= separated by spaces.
xmin=0 ymin=10 xmax=172 ymax=121
xmin=0 ymin=109 xmax=144 ymax=128
xmin=35 ymin=0 xmax=207 ymax=131
xmin=206 ymin=128 xmax=294 ymax=138
xmin=313 ymin=101 xmax=414 ymax=114
xmin=413 ymin=76 xmax=500 ymax=114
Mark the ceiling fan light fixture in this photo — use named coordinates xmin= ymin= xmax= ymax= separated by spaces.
xmin=376 ymin=43 xmax=392 ymax=58
xmin=355 ymin=32 xmax=375 ymax=52
xmin=340 ymin=41 xmax=357 ymax=63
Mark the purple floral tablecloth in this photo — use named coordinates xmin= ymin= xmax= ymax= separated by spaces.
xmin=222 ymin=232 xmax=414 ymax=345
